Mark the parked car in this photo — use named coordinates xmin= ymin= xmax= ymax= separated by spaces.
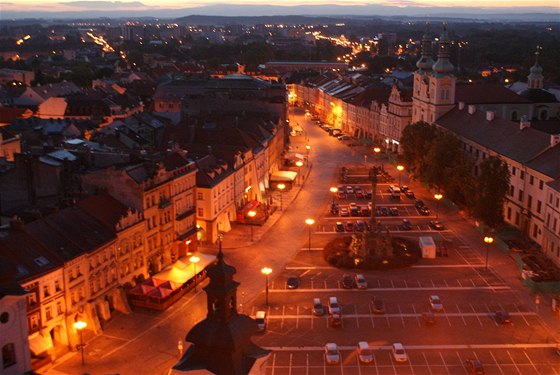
xmin=341 ymin=274 xmax=354 ymax=289
xmin=405 ymin=190 xmax=415 ymax=199
xmin=338 ymin=134 xmax=351 ymax=141
xmin=346 ymin=186 xmax=354 ymax=194
xmin=414 ymin=200 xmax=425 ymax=209
xmin=429 ymin=295 xmax=443 ymax=311
xmin=324 ymin=343 xmax=341 ymax=364
xmin=345 ymin=221 xmax=355 ymax=232
xmin=371 ymin=297 xmax=385 ymax=314
xmin=422 ymin=311 xmax=436 ymax=325
xmin=389 ymin=207 xmax=399 ymax=216
xmin=330 ymin=203 xmax=339 ymax=214
xmin=287 ymin=276 xmax=300 ymax=289
xmin=418 ymin=206 xmax=431 ymax=216
xmin=495 ymin=310 xmax=512 ymax=324
xmin=356 ymin=220 xmax=365 ymax=232
xmin=329 ymin=313 xmax=342 ymax=327
xmin=400 ymin=185 xmax=409 ymax=192
xmin=357 ymin=341 xmax=373 ymax=363
xmin=312 ymin=298 xmax=325 ymax=316
xmin=365 ymin=191 xmax=372 ymax=199
xmin=391 ymin=343 xmax=408 ymax=362
xmin=429 ymin=220 xmax=445 ymax=230
xmin=355 ymin=274 xmax=367 ymax=289
xmin=379 ymin=207 xmax=389 ymax=216
xmin=337 ymin=191 xmax=347 ymax=199
xmin=335 ymin=221 xmax=344 ymax=232
xmin=328 ymin=296 xmax=340 ymax=315
xmin=350 ymin=206 xmax=360 ymax=216
xmin=255 ymin=310 xmax=267 ymax=332
xmin=465 ymin=358 xmax=485 ymax=374
xmin=401 ymin=219 xmax=412 ymax=230
xmin=339 ymin=208 xmax=349 ymax=217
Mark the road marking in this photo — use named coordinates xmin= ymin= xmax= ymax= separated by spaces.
xmin=263 ymin=343 xmax=559 ymax=351
xmin=269 ymin=286 xmax=510 ymax=292
xmin=439 ymin=352 xmax=451 ymax=375
xmin=422 ymin=352 xmax=434 ymax=375
xmin=489 ymin=350 xmax=505 ymax=375
xmin=264 ymin=312 xmax=535 ymax=319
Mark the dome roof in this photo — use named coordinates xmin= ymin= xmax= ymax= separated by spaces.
xmin=529 ymin=63 xmax=543 ymax=77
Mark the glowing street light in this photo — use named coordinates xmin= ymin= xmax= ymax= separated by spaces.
xmin=330 ymin=187 xmax=338 ymax=204
xmin=247 ymin=210 xmax=256 ymax=241
xmin=373 ymin=147 xmax=381 ymax=167
xmin=73 ymin=320 xmax=87 ymax=366
xmin=295 ymin=160 xmax=304 ymax=185
xmin=434 ymin=193 xmax=443 ymax=220
xmin=305 ymin=218 xmax=315 ymax=252
xmin=277 ymin=183 xmax=286 ymax=211
xmin=484 ymin=236 xmax=494 ymax=271
xmin=190 ymin=255 xmax=201 ymax=292
xmin=261 ymin=267 xmax=272 ymax=305
xmin=396 ymin=165 xmax=404 ymax=187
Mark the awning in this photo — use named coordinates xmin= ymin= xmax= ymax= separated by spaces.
xmin=154 ymin=253 xmax=217 ymax=283
xmin=241 ymin=200 xmax=259 ymax=213
xmin=284 ymin=152 xmax=305 ymax=160
xmin=270 ymin=170 xmax=297 ymax=182
xmin=29 ymin=332 xmax=53 ymax=356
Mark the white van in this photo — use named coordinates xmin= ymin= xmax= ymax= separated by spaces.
xmin=255 ymin=311 xmax=267 ymax=332
xmin=357 ymin=341 xmax=373 ymax=363
xmin=328 ymin=296 xmax=340 ymax=315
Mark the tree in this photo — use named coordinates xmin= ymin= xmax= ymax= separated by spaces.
xmin=445 ymin=155 xmax=476 ymax=212
xmin=399 ymin=121 xmax=437 ymax=180
xmin=473 ymin=156 xmax=510 ymax=229
xmin=424 ymin=130 xmax=463 ymax=189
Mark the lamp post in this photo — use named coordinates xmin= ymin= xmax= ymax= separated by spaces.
xmin=305 ymin=218 xmax=315 ymax=252
xmin=277 ymin=183 xmax=285 ymax=211
xmin=396 ymin=165 xmax=404 ymax=187
xmin=247 ymin=210 xmax=256 ymax=241
xmin=373 ymin=147 xmax=381 ymax=168
xmin=330 ymin=187 xmax=338 ymax=205
xmin=434 ymin=193 xmax=443 ymax=220
xmin=261 ymin=267 xmax=272 ymax=305
xmin=295 ymin=160 xmax=303 ymax=185
xmin=73 ymin=320 xmax=87 ymax=366
xmin=190 ymin=255 xmax=200 ymax=292
xmin=484 ymin=236 xmax=494 ymax=271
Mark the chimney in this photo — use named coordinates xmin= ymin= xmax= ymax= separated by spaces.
xmin=486 ymin=111 xmax=495 ymax=122
xmin=520 ymin=115 xmax=530 ymax=130
xmin=458 ymin=102 xmax=465 ymax=110
xmin=551 ymin=134 xmax=560 ymax=147
xmin=468 ymin=105 xmax=476 ymax=115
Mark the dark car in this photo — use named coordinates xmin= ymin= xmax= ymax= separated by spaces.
xmin=414 ymin=200 xmax=425 ymax=209
xmin=286 ymin=276 xmax=300 ymax=289
xmin=495 ymin=310 xmax=512 ymax=324
xmin=345 ymin=221 xmax=355 ymax=232
xmin=335 ymin=221 xmax=345 ymax=232
xmin=389 ymin=207 xmax=399 ymax=216
xmin=405 ymin=190 xmax=415 ymax=199
xmin=330 ymin=203 xmax=339 ymax=214
xmin=401 ymin=219 xmax=412 ymax=231
xmin=465 ymin=358 xmax=485 ymax=374
xmin=365 ymin=191 xmax=372 ymax=199
xmin=379 ymin=207 xmax=389 ymax=216
xmin=418 ymin=206 xmax=431 ymax=216
xmin=329 ymin=313 xmax=342 ymax=327
xmin=341 ymin=274 xmax=354 ymax=289
xmin=356 ymin=220 xmax=365 ymax=232
xmin=429 ymin=220 xmax=445 ymax=230
xmin=371 ymin=296 xmax=385 ymax=314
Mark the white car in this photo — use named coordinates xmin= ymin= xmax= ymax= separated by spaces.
xmin=391 ymin=342 xmax=408 ymax=362
xmin=355 ymin=274 xmax=367 ymax=289
xmin=357 ymin=341 xmax=373 ymax=363
xmin=429 ymin=295 xmax=443 ymax=312
xmin=324 ymin=343 xmax=341 ymax=364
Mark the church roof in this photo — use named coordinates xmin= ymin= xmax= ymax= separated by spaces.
xmin=456 ymin=83 xmax=530 ymax=104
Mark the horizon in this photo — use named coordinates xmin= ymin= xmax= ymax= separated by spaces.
xmin=1 ymin=0 xmax=559 ymax=20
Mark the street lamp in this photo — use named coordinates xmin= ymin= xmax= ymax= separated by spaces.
xmin=190 ymin=255 xmax=200 ymax=292
xmin=73 ymin=320 xmax=87 ymax=366
xmin=484 ymin=236 xmax=494 ymax=271
xmin=247 ymin=210 xmax=256 ymax=241
xmin=261 ymin=267 xmax=272 ymax=305
xmin=295 ymin=160 xmax=303 ymax=185
xmin=329 ymin=187 xmax=338 ymax=205
xmin=305 ymin=218 xmax=315 ymax=252
xmin=434 ymin=193 xmax=443 ymax=220
xmin=373 ymin=147 xmax=381 ymax=168
xmin=277 ymin=183 xmax=286 ymax=211
xmin=396 ymin=165 xmax=404 ymax=187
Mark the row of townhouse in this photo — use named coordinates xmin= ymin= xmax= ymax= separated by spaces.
xmin=292 ymin=26 xmax=560 ymax=267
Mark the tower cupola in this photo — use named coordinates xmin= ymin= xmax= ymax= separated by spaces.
xmin=432 ymin=23 xmax=454 ymax=76
xmin=416 ymin=23 xmax=434 ymax=72
xmin=527 ymin=45 xmax=544 ymax=89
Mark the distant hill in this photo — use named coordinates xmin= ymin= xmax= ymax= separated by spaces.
xmin=1 ymin=3 xmax=558 ymax=22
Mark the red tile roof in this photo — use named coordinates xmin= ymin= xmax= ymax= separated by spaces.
xmin=455 ymin=83 xmax=531 ymax=104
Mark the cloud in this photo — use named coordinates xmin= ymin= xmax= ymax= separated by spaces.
xmin=57 ymin=1 xmax=148 ymax=9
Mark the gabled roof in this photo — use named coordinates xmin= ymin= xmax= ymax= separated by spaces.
xmin=77 ymin=194 xmax=132 ymax=231
xmin=436 ymin=107 xmax=551 ymax=165
xmin=24 ymin=219 xmax=85 ymax=262
xmin=456 ymin=83 xmax=530 ymax=104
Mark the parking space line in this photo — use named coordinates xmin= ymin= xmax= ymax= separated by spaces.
xmin=454 ymin=351 xmax=466 ymax=374
xmin=457 ymin=279 xmax=462 ymax=287
xmin=355 ymin=355 xmax=362 ymax=375
xmin=422 ymin=352 xmax=434 ymax=375
xmin=444 ymin=279 xmax=449 ymax=287
xmin=470 ymin=304 xmax=483 ymax=326
xmin=506 ymin=350 xmax=522 ymax=374
xmin=355 ymin=304 xmax=360 ymax=328
xmin=515 ymin=303 xmax=531 ymax=326
xmin=412 ymin=304 xmax=421 ymax=327
xmin=489 ymin=350 xmax=505 ymax=375
xmin=296 ymin=306 xmax=299 ymax=329
xmin=443 ymin=309 xmax=452 ymax=327
xmin=281 ymin=306 xmax=285 ymax=330
xmin=522 ymin=350 xmax=539 ymax=373
xmin=398 ymin=304 xmax=405 ymax=327
xmin=408 ymin=353 xmax=416 ymax=375
xmin=391 ymin=280 xmax=395 ymax=288
xmin=456 ymin=304 xmax=467 ymax=326
xmin=270 ymin=352 xmax=276 ymax=375
xmin=439 ymin=352 xmax=451 ymax=375
xmin=288 ymin=353 xmax=293 ymax=375
xmin=431 ymin=279 xmax=435 ymax=288
xmin=404 ymin=279 xmax=408 ymax=288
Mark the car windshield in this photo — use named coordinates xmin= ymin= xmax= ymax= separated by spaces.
xmin=396 ymin=349 xmax=405 ymax=354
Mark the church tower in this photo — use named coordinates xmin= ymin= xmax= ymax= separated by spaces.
xmin=412 ymin=23 xmax=456 ymax=124
xmin=527 ymin=46 xmax=544 ymax=89
xmin=170 ymin=242 xmax=270 ymax=375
